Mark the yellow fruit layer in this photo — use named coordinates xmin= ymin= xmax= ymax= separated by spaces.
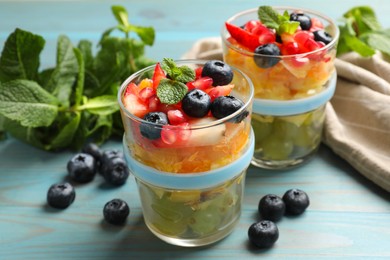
xmin=129 ymin=122 xmax=250 ymax=173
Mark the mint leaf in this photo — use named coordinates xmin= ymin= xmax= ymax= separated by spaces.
xmin=344 ymin=6 xmax=381 ymax=35
xmin=258 ymin=6 xmax=299 ymax=35
xmin=3 ymin=118 xmax=46 ymax=149
xmin=0 ymin=28 xmax=45 ymax=82
xmin=258 ymin=6 xmax=280 ymax=30
xmin=78 ymin=95 xmax=119 ymax=115
xmin=161 ymin=58 xmax=195 ymax=83
xmin=364 ymin=30 xmax=390 ymax=56
xmin=157 ymin=78 xmax=188 ymax=104
xmin=129 ymin=25 xmax=155 ymax=46
xmin=0 ymin=79 xmax=58 ymax=127
xmin=47 ymin=112 xmax=81 ymax=150
xmin=77 ymin=40 xmax=94 ymax=71
xmin=73 ymin=47 xmax=85 ymax=106
xmin=111 ymin=6 xmax=130 ymax=28
xmin=279 ymin=21 xmax=300 ymax=34
xmin=44 ymin=35 xmax=78 ymax=106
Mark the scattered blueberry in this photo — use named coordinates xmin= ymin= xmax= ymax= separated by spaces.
xmin=248 ymin=220 xmax=279 ymax=248
xmin=139 ymin=112 xmax=168 ymax=140
xmin=290 ymin=12 xmax=312 ymax=30
xmin=103 ymin=198 xmax=130 ymax=225
xmin=47 ymin=182 xmax=76 ymax=209
xmin=82 ymin=143 xmax=102 ymax=164
xmin=282 ymin=188 xmax=310 ymax=215
xmin=181 ymin=89 xmax=211 ymax=117
xmin=201 ymin=60 xmax=233 ymax=86
xmin=102 ymin=157 xmax=129 ymax=186
xmin=313 ymin=30 xmax=333 ymax=45
xmin=258 ymin=194 xmax=286 ymax=222
xmin=210 ymin=95 xmax=246 ymax=123
xmin=100 ymin=149 xmax=124 ymax=175
xmin=67 ymin=153 xmax=97 ymax=183
xmin=254 ymin=43 xmax=281 ymax=68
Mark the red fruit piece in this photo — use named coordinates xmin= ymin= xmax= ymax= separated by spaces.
xmin=124 ymin=82 xmax=139 ymax=96
xmin=152 ymin=62 xmax=166 ymax=89
xmin=259 ymin=30 xmax=276 ymax=45
xmin=225 ymin=22 xmax=260 ymax=51
xmin=281 ymin=41 xmax=300 ymax=55
xmin=186 ymin=77 xmax=213 ymax=91
xmin=244 ymin=20 xmax=262 ymax=34
xmin=148 ymin=95 xmax=160 ymax=112
xmin=139 ymin=87 xmax=156 ymax=101
xmin=160 ymin=123 xmax=191 ymax=145
xmin=167 ymin=109 xmax=187 ymax=125
xmin=195 ymin=67 xmax=203 ymax=79
xmin=123 ymin=93 xmax=149 ymax=118
xmin=205 ymin=84 xmax=234 ymax=101
xmin=310 ymin=17 xmax=324 ymax=32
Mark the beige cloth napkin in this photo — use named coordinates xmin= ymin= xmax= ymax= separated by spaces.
xmin=182 ymin=37 xmax=390 ymax=192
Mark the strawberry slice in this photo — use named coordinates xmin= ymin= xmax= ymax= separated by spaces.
xmin=123 ymin=93 xmax=149 ymax=118
xmin=152 ymin=62 xmax=166 ymax=89
xmin=225 ymin=22 xmax=260 ymax=51
xmin=186 ymin=77 xmax=213 ymax=91
xmin=205 ymin=84 xmax=234 ymax=101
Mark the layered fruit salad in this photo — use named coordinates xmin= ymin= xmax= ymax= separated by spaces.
xmin=222 ymin=6 xmax=338 ymax=100
xmin=119 ymin=59 xmax=252 ymax=241
xmin=120 ymin=58 xmax=251 ymax=173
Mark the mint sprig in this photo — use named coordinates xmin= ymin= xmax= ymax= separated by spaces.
xmin=0 ymin=6 xmax=156 ymax=151
xmin=338 ymin=6 xmax=390 ymax=57
xmin=156 ymin=58 xmax=195 ymax=105
xmin=258 ymin=6 xmax=299 ymax=35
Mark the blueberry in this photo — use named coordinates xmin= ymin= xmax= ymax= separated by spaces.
xmin=103 ymin=198 xmax=130 ymax=225
xmin=139 ymin=112 xmax=168 ymax=139
xmin=103 ymin=157 xmax=129 ymax=186
xmin=248 ymin=220 xmax=279 ymax=248
xmin=258 ymin=194 xmax=286 ymax=222
xmin=290 ymin=12 xmax=312 ymax=30
xmin=47 ymin=182 xmax=76 ymax=209
xmin=82 ymin=143 xmax=102 ymax=164
xmin=282 ymin=188 xmax=310 ymax=215
xmin=201 ymin=60 xmax=233 ymax=86
xmin=100 ymin=149 xmax=124 ymax=174
xmin=313 ymin=30 xmax=333 ymax=45
xmin=181 ymin=89 xmax=211 ymax=118
xmin=210 ymin=95 xmax=247 ymax=123
xmin=67 ymin=153 xmax=97 ymax=183
xmin=254 ymin=43 xmax=281 ymax=68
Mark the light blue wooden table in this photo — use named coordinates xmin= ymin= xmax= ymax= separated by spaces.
xmin=0 ymin=0 xmax=389 ymax=259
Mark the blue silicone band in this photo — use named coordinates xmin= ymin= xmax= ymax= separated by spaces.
xmin=123 ymin=129 xmax=254 ymax=190
xmin=252 ymin=71 xmax=337 ymax=116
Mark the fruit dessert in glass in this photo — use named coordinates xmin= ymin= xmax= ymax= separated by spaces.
xmin=118 ymin=59 xmax=254 ymax=246
xmin=221 ymin=6 xmax=339 ymax=168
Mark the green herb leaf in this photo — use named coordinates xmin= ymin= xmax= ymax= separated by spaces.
xmin=0 ymin=28 xmax=45 ymax=82
xmin=47 ymin=112 xmax=81 ymax=150
xmin=129 ymin=25 xmax=155 ymax=46
xmin=0 ymin=79 xmax=58 ymax=127
xmin=78 ymin=95 xmax=119 ymax=115
xmin=161 ymin=58 xmax=195 ymax=83
xmin=111 ymin=5 xmax=130 ymax=28
xmin=77 ymin=40 xmax=94 ymax=71
xmin=44 ymin=35 xmax=78 ymax=106
xmin=258 ymin=6 xmax=280 ymax=30
xmin=157 ymin=78 xmax=188 ymax=104
xmin=258 ymin=6 xmax=299 ymax=35
xmin=337 ymin=6 xmax=389 ymax=57
xmin=73 ymin=47 xmax=85 ymax=106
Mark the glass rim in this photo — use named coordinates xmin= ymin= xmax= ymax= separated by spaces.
xmin=221 ymin=6 xmax=340 ymax=58
xmin=118 ymin=59 xmax=254 ymax=130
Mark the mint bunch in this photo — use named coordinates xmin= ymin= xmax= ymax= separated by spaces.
xmin=157 ymin=58 xmax=195 ymax=104
xmin=258 ymin=6 xmax=300 ymax=35
xmin=337 ymin=6 xmax=390 ymax=57
xmin=0 ymin=6 xmax=155 ymax=151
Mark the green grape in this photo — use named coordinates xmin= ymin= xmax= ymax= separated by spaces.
xmin=189 ymin=205 xmax=222 ymax=236
xmin=261 ymin=134 xmax=294 ymax=160
xmin=294 ymin=126 xmax=319 ymax=148
xmin=273 ymin=119 xmax=299 ymax=140
xmin=251 ymin=118 xmax=273 ymax=149
xmin=148 ymin=194 xmax=194 ymax=236
xmin=152 ymin=217 xmax=188 ymax=236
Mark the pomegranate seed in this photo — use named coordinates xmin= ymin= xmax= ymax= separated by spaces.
xmin=167 ymin=109 xmax=187 ymax=125
xmin=148 ymin=95 xmax=160 ymax=111
xmin=161 ymin=126 xmax=177 ymax=145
